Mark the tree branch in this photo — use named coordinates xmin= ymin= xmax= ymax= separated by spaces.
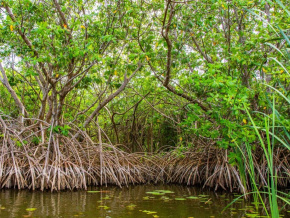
xmin=0 ymin=62 xmax=28 ymax=120
xmin=82 ymin=62 xmax=143 ymax=128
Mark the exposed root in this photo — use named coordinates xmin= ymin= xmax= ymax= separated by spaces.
xmin=159 ymin=146 xmax=290 ymax=193
xmin=0 ymin=115 xmax=152 ymax=190
xmin=0 ymin=115 xmax=289 ymax=192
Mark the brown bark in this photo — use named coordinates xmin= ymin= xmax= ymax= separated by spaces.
xmin=82 ymin=63 xmax=143 ymax=128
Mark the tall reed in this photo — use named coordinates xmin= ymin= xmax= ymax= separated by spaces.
xmin=225 ymin=1 xmax=290 ymax=217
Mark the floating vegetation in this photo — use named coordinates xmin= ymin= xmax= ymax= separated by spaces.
xmin=126 ymin=204 xmax=137 ymax=210
xmin=140 ymin=210 xmax=157 ymax=215
xmin=198 ymin=195 xmax=209 ymax=197
xmin=26 ymin=208 xmax=37 ymax=211
xmin=154 ymin=190 xmax=174 ymax=194
xmin=102 ymin=195 xmax=111 ymax=200
xmin=160 ymin=196 xmax=170 ymax=201
xmin=146 ymin=189 xmax=175 ymax=196
xmin=175 ymin=198 xmax=186 ymax=201
xmin=0 ymin=184 xmax=289 ymax=218
xmin=246 ymin=214 xmax=258 ymax=217
xmin=87 ymin=191 xmax=101 ymax=193
xmin=146 ymin=192 xmax=165 ymax=196
xmin=187 ymin=196 xmax=199 ymax=199
xmin=98 ymin=205 xmax=110 ymax=210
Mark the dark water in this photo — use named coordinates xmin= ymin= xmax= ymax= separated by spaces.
xmin=0 ymin=184 xmax=289 ymax=218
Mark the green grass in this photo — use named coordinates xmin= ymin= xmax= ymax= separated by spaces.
xmin=226 ymin=1 xmax=290 ymax=217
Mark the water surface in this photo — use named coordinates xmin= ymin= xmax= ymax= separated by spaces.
xmin=0 ymin=184 xmax=288 ymax=218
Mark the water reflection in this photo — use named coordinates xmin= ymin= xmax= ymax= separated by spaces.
xmin=0 ymin=185 xmax=288 ymax=218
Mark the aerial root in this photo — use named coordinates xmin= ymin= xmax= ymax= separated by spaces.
xmin=0 ymin=116 xmax=289 ymax=191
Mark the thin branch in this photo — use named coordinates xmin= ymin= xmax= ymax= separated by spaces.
xmin=82 ymin=62 xmax=143 ymax=128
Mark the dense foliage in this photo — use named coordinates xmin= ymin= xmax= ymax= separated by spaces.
xmin=1 ymin=0 xmax=288 ymax=152
xmin=1 ymin=1 xmax=289 ymax=216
